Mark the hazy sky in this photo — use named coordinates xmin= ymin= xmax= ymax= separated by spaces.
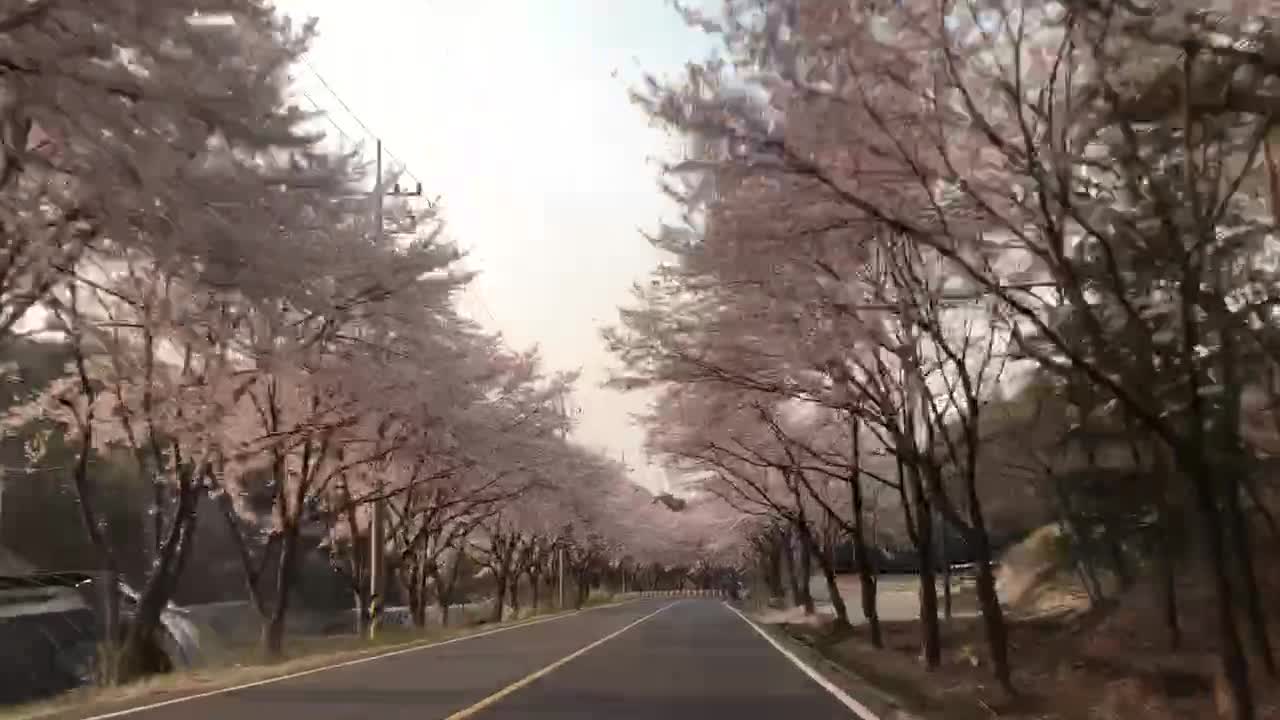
xmin=272 ymin=2 xmax=714 ymax=492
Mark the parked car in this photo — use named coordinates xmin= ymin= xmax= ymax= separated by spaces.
xmin=0 ymin=571 xmax=203 ymax=706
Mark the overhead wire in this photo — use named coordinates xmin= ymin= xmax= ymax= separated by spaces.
xmin=298 ymin=57 xmax=423 ymax=187
xmin=299 ymin=89 xmax=360 ymax=150
xmin=298 ymin=56 xmax=504 ymax=332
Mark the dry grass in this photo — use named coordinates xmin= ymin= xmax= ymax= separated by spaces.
xmin=775 ymin=595 xmax=1280 ymax=720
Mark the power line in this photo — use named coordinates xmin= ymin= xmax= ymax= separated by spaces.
xmin=295 ymin=57 xmax=505 ymax=333
xmin=299 ymin=57 xmax=422 ymax=187
xmin=299 ymin=89 xmax=360 ymax=150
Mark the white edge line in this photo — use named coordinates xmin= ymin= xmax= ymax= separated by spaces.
xmin=723 ymin=602 xmax=880 ymax=720
xmin=77 ymin=600 xmax=639 ymax=720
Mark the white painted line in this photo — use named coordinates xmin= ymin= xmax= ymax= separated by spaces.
xmin=723 ymin=602 xmax=880 ymax=720
xmin=445 ymin=601 xmax=680 ymax=719
xmin=77 ymin=600 xmax=640 ymax=720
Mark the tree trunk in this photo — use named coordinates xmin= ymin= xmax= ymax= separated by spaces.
xmin=434 ymin=552 xmax=462 ymax=628
xmin=1180 ymin=260 xmax=1254 ymax=719
xmin=780 ymin=528 xmax=803 ymax=609
xmin=510 ymin=574 xmax=522 ymax=618
xmin=354 ymin=588 xmax=369 ymax=636
xmin=217 ymin=490 xmax=274 ymax=620
xmin=530 ymin=569 xmax=542 ymax=611
xmin=796 ymin=533 xmax=815 ymax=615
xmin=119 ymin=474 xmax=201 ymax=680
xmin=261 ymin=522 xmax=301 ymax=660
xmin=69 ymin=426 xmax=124 ymax=684
xmin=849 ymin=421 xmax=882 ymax=646
xmin=851 ymin=526 xmax=881 ymax=646
xmin=415 ymin=559 xmax=430 ymax=628
xmin=491 ymin=572 xmax=507 ymax=622
xmin=908 ymin=462 xmax=941 ymax=669
xmin=403 ymin=563 xmax=427 ymax=629
xmin=942 ymin=539 xmax=953 ymax=621
xmin=1187 ymin=460 xmax=1254 ymax=720
xmin=1050 ymin=473 xmax=1105 ymax=606
xmin=60 ymin=325 xmax=128 ymax=681
xmin=960 ymin=455 xmax=1013 ymax=694
xmin=973 ymin=531 xmax=1013 ymax=694
xmin=575 ymin=568 xmax=589 ymax=609
xmin=1217 ymin=314 xmax=1274 ymax=676
xmin=764 ymin=536 xmax=786 ymax=603
xmin=1107 ymin=536 xmax=1134 ymax=590
xmin=1159 ymin=536 xmax=1181 ymax=651
xmin=808 ymin=528 xmax=850 ymax=630
xmin=1226 ymin=480 xmax=1274 ymax=677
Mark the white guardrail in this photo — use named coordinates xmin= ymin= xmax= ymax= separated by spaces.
xmin=620 ymin=589 xmax=729 ymax=599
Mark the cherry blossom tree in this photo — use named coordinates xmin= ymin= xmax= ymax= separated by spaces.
xmin=626 ymin=0 xmax=1280 ymax=713
xmin=0 ymin=2 xmax=344 ymax=344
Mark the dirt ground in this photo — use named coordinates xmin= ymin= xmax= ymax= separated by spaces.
xmin=780 ymin=594 xmax=1280 ymax=720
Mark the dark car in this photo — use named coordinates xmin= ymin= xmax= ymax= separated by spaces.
xmin=0 ymin=572 xmax=203 ymax=706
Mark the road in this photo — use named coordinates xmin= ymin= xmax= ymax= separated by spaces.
xmin=74 ymin=599 xmax=866 ymax=720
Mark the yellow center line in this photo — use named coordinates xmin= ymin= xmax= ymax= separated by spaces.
xmin=445 ymin=601 xmax=680 ymax=719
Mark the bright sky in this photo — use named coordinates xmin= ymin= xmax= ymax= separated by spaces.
xmin=271 ymin=1 xmax=714 ymax=492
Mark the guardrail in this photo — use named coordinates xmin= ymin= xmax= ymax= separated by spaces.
xmin=620 ymin=589 xmax=728 ymax=599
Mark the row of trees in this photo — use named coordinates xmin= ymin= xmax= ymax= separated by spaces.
xmin=0 ymin=0 xmax=730 ymax=686
xmin=606 ymin=1 xmax=1280 ymax=717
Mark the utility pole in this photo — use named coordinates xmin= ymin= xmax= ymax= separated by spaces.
xmin=367 ymin=138 xmax=423 ymax=637
xmin=553 ymin=386 xmax=569 ymax=610
xmin=557 ymin=544 xmax=565 ymax=610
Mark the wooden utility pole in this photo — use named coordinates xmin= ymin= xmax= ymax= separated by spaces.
xmin=558 ymin=543 xmax=565 ymax=610
xmin=367 ymin=138 xmax=423 ymax=637
xmin=553 ymin=386 xmax=570 ymax=610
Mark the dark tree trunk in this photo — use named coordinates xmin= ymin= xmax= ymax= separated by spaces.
xmin=810 ymin=530 xmax=850 ymax=630
xmin=353 ymin=585 xmax=370 ymax=636
xmin=491 ymin=572 xmax=507 ymax=622
xmin=796 ymin=533 xmax=815 ymax=615
xmin=764 ymin=536 xmax=785 ymax=603
xmin=403 ymin=562 xmax=427 ymax=629
xmin=1107 ymin=537 xmax=1134 ymax=590
xmin=908 ymin=461 xmax=941 ymax=669
xmin=575 ymin=568 xmax=590 ymax=609
xmin=973 ymin=533 xmax=1012 ymax=694
xmin=217 ymin=488 xmax=276 ymax=621
xmin=780 ymin=528 xmax=803 ymax=609
xmin=510 ymin=574 xmax=522 ymax=618
xmin=1186 ymin=459 xmax=1254 ymax=720
xmin=1226 ymin=481 xmax=1274 ymax=677
xmin=119 ymin=472 xmax=201 ymax=680
xmin=415 ymin=560 xmax=430 ymax=628
xmin=942 ymin=543 xmax=953 ymax=621
xmin=1179 ymin=266 xmax=1253 ymax=719
xmin=1216 ymin=275 xmax=1275 ymax=678
xmin=849 ymin=420 xmax=882 ymax=647
xmin=262 ymin=522 xmax=301 ymax=660
xmin=69 ymin=427 xmax=124 ymax=683
xmin=958 ymin=449 xmax=1013 ymax=694
xmin=409 ymin=588 xmax=426 ymax=629
xmin=1159 ymin=537 xmax=1181 ymax=651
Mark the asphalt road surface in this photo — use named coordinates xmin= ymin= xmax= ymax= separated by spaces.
xmin=75 ymin=599 xmax=863 ymax=720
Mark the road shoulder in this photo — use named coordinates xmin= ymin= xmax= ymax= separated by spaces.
xmin=730 ymin=604 xmax=925 ymax=720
